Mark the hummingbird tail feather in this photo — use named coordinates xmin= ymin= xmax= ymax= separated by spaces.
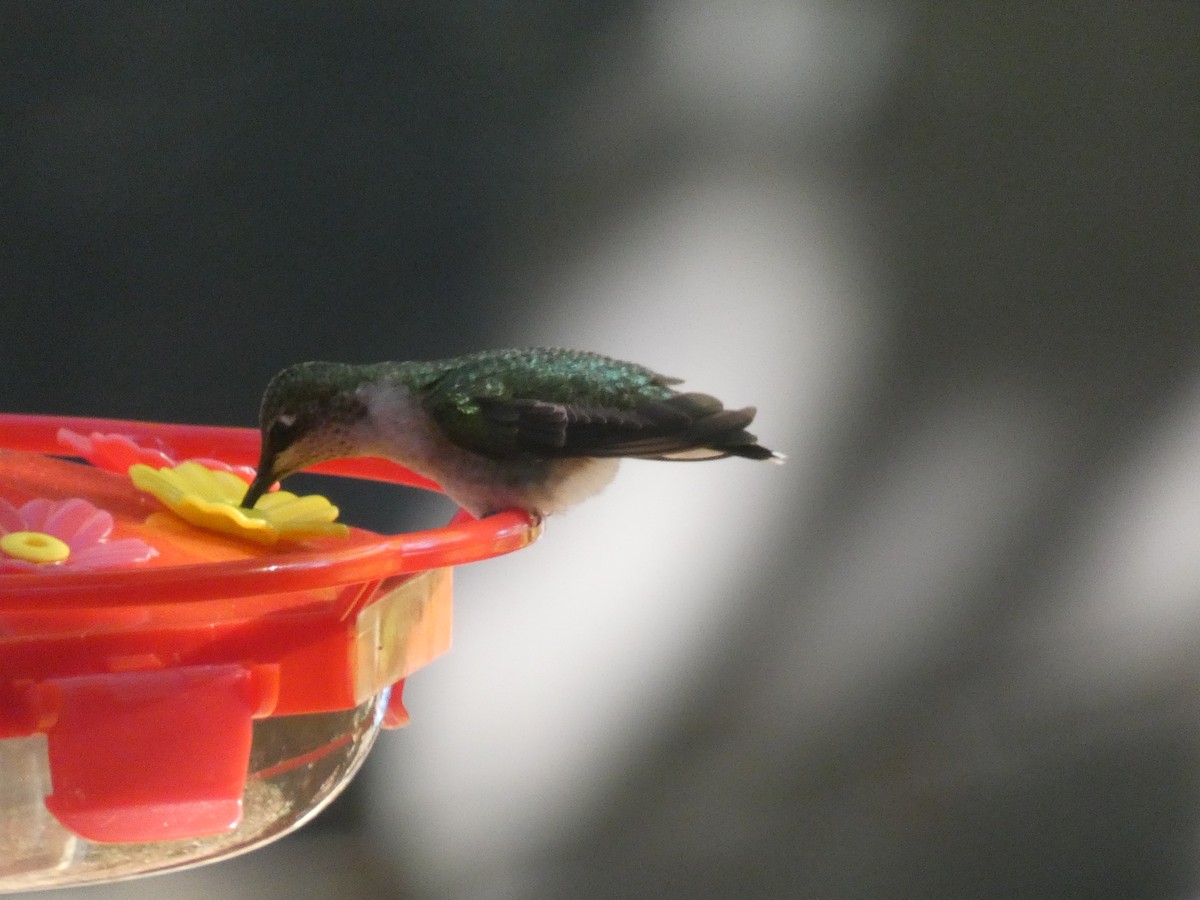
xmin=618 ymin=395 xmax=780 ymax=463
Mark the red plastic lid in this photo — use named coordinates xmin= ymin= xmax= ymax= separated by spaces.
xmin=0 ymin=414 xmax=537 ymax=607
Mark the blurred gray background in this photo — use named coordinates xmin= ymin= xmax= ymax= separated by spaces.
xmin=5 ymin=3 xmax=1200 ymax=898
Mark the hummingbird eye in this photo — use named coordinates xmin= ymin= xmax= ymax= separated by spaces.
xmin=268 ymin=414 xmax=301 ymax=447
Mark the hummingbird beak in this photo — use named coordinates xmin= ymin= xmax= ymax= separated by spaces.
xmin=240 ymin=471 xmax=273 ymax=509
xmin=240 ymin=448 xmax=277 ymax=509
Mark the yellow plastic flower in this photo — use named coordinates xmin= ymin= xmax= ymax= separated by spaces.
xmin=1 ymin=530 xmax=71 ymax=564
xmin=130 ymin=461 xmax=350 ymax=546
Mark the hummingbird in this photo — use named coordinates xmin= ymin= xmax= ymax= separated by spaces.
xmin=240 ymin=348 xmax=781 ymax=518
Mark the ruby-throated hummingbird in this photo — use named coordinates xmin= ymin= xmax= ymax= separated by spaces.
xmin=240 ymin=348 xmax=781 ymax=517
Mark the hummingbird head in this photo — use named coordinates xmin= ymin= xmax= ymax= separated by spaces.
xmin=241 ymin=362 xmax=374 ymax=508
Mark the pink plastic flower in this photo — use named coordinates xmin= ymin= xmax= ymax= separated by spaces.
xmin=57 ymin=429 xmax=261 ymax=484
xmin=0 ymin=497 xmax=158 ymax=572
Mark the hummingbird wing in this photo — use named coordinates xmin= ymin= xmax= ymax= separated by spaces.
xmin=480 ymin=393 xmax=768 ymax=460
xmin=421 ymin=348 xmax=775 ymax=462
xmin=432 ymin=388 xmax=771 ymax=461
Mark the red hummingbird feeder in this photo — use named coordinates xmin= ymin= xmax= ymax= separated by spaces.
xmin=0 ymin=414 xmax=539 ymax=890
